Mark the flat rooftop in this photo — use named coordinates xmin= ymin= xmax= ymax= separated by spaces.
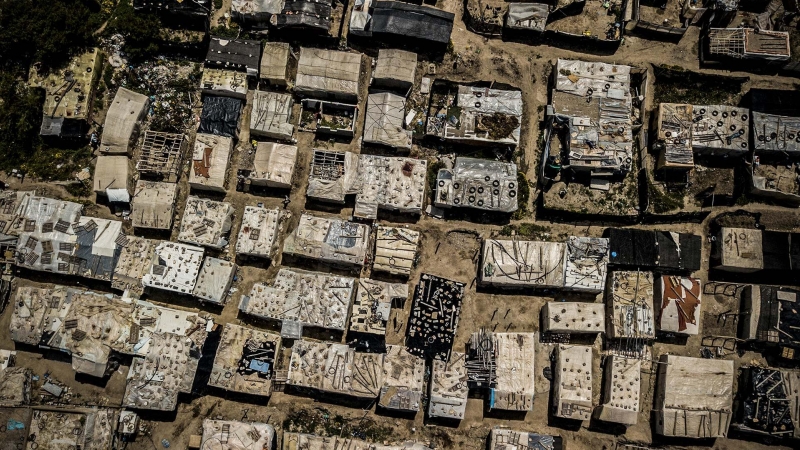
xmin=286 ymin=340 xmax=383 ymax=399
xmin=283 ymin=433 xmax=432 ymax=450
xmin=373 ymin=226 xmax=419 ymax=277
xmin=349 ymin=278 xmax=408 ymax=337
xmin=178 ymin=197 xmax=235 ymax=249
xmin=209 ymin=324 xmax=281 ymax=397
xmin=596 ymin=355 xmax=641 ymax=425
xmin=193 ymin=257 xmax=236 ymax=304
xmin=654 ymin=355 xmax=733 ymax=438
xmin=656 ymin=275 xmax=701 ymax=335
xmin=479 ymin=239 xmax=566 ymax=289
xmin=112 ymin=235 xmax=156 ymax=294
xmin=354 ymin=155 xmax=426 ymax=219
xmin=28 ymin=49 xmax=100 ymax=121
xmin=553 ymin=344 xmax=593 ymax=421
xmin=248 ymin=142 xmax=297 ymax=189
xmin=406 ymin=274 xmax=465 ymax=361
xmin=434 ymin=157 xmax=518 ymax=213
xmin=282 ymin=214 xmax=370 ymax=267
xmin=379 ymin=345 xmax=425 ymax=412
xmin=240 ymin=268 xmax=356 ymax=332
xmin=563 ymin=236 xmax=610 ymax=293
xmin=27 ymin=408 xmax=116 ymax=450
xmin=141 ymin=241 xmax=205 ymax=295
xmin=236 ymin=206 xmax=283 ymax=258
xmin=428 ymin=352 xmax=468 ymax=420
xmin=201 ymin=420 xmax=275 ymax=450
xmin=131 ymin=181 xmax=178 ymax=230
xmin=543 ymin=302 xmax=605 ymax=334
xmin=190 ymin=133 xmax=233 ymax=192
xmin=307 ymin=149 xmax=359 ymax=203
xmin=607 ymin=271 xmax=655 ymax=339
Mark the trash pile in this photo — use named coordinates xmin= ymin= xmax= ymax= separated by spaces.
xmin=118 ymin=60 xmax=200 ymax=133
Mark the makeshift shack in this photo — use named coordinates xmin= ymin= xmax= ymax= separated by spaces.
xmin=0 ymin=350 xmax=29 ymax=407
xmin=198 ymin=96 xmax=243 ymax=138
xmin=606 ymin=271 xmax=655 ymax=339
xmin=294 ymin=48 xmax=362 ymax=102
xmin=372 ymin=226 xmax=419 ymax=277
xmin=563 ymin=236 xmax=610 ymax=293
xmin=27 ymin=408 xmax=117 ymax=450
xmin=201 ymin=420 xmax=274 ymax=450
xmin=363 ymin=93 xmax=412 ymax=149
xmin=190 ymin=133 xmax=233 ymax=192
xmin=596 ymin=355 xmax=641 ymax=425
xmin=136 ymin=131 xmax=187 ymax=182
xmin=363 ymin=1 xmax=454 ymax=47
xmin=553 ymin=345 xmax=593 ymax=421
xmin=100 ymin=87 xmax=148 ymax=154
xmin=488 ymin=429 xmax=562 ymax=450
xmin=543 ymin=302 xmax=605 ymax=334
xmin=505 ymin=3 xmax=548 ymax=32
xmin=93 ymin=155 xmax=129 ymax=197
xmin=740 ymin=285 xmax=800 ymax=352
xmin=209 ymin=324 xmax=281 ymax=397
xmin=200 ymin=68 xmax=248 ymax=99
xmin=283 ymin=433 xmax=433 ymax=450
xmin=349 ymin=278 xmax=408 ymax=344
xmin=141 ymin=241 xmax=204 ymax=295
xmin=193 ymin=257 xmax=236 ymax=304
xmin=372 ymin=49 xmax=417 ymax=92
xmin=752 ymin=111 xmax=800 ymax=155
xmin=690 ymin=104 xmax=750 ymax=156
xmin=206 ymin=37 xmax=261 ymax=77
xmin=236 ymin=206 xmax=283 ymax=259
xmin=286 ymin=340 xmax=384 ymax=399
xmin=406 ymin=274 xmax=465 ymax=361
xmin=735 ymin=367 xmax=800 ymax=439
xmin=260 ymin=42 xmax=290 ymax=85
xmin=29 ymin=49 xmax=102 ymax=138
xmin=466 ymin=331 xmax=536 ymax=412
xmin=250 ymin=90 xmax=294 ymax=140
xmin=240 ymin=268 xmax=356 ymax=337
xmin=606 ymin=228 xmax=702 ymax=272
xmin=354 ymin=155 xmax=426 ymax=219
xmin=656 ymin=275 xmax=702 ymax=335
xmin=282 ymin=213 xmax=370 ymax=267
xmin=479 ymin=239 xmax=566 ymax=289
xmin=434 ymin=157 xmax=518 ymax=213
xmin=713 ymin=227 xmax=763 ymax=272
xmin=550 ymin=59 xmax=635 ymax=176
xmin=307 ymin=149 xmax=359 ymax=203
xmin=231 ymin=0 xmax=284 ymax=24
xmin=709 ymin=28 xmax=791 ymax=62
xmin=428 ymin=352 xmax=468 ymax=421
xmin=178 ymin=197 xmax=235 ymax=249
xmin=379 ymin=345 xmax=425 ymax=412
xmin=426 ymin=84 xmax=523 ymax=145
xmin=131 ymin=181 xmax=178 ymax=229
xmin=654 ymin=355 xmax=734 ymax=438
xmin=248 ymin=142 xmax=297 ymax=188
xmin=112 ymin=235 xmax=156 ymax=294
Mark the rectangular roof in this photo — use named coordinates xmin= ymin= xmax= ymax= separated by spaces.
xmin=282 ymin=213 xmax=370 ymax=266
xmin=112 ymin=235 xmax=156 ymax=294
xmin=553 ymin=344 xmax=593 ymax=420
xmin=250 ymin=90 xmax=294 ymax=140
xmin=240 ymin=268 xmax=355 ymax=331
xmin=370 ymin=1 xmax=454 ymax=45
xmin=373 ymin=49 xmax=417 ymax=88
xmin=28 ymin=49 xmax=101 ymax=121
xmin=93 ymin=155 xmax=129 ymax=192
xmin=131 ymin=181 xmax=177 ymax=229
xmin=141 ymin=241 xmax=204 ymax=294
xmin=295 ymin=48 xmax=362 ymax=100
xmin=655 ymin=355 xmax=733 ymax=438
xmin=428 ymin=352 xmax=468 ymax=420
xmin=753 ymin=111 xmax=800 ymax=154
xmin=353 ymin=155 xmax=426 ymax=219
xmin=206 ymin=37 xmax=261 ymax=75
xmin=307 ymin=149 xmax=360 ymax=202
xmin=492 ymin=333 xmax=536 ymax=411
xmin=373 ymin=226 xmax=419 ymax=276
xmin=597 ymin=355 xmax=641 ymax=425
xmin=543 ymin=302 xmax=605 ymax=334
xmin=250 ymin=142 xmax=297 ymax=188
xmin=200 ymin=68 xmax=248 ymax=98
xmin=435 ymin=157 xmax=518 ymax=213
xmin=363 ymin=92 xmax=412 ymax=149
xmin=202 ymin=420 xmax=275 ymax=450
xmin=607 ymin=271 xmax=655 ymax=339
xmin=193 ymin=257 xmax=236 ymax=304
xmin=287 ymin=340 xmax=383 ymax=398
xmin=349 ymin=278 xmax=408 ymax=336
xmin=100 ymin=87 xmax=148 ymax=154
xmin=657 ymin=275 xmax=701 ymax=335
xmin=236 ymin=206 xmax=283 ymax=258
xmin=209 ymin=324 xmax=281 ymax=397
xmin=178 ymin=197 xmax=235 ymax=249
xmin=260 ymin=42 xmax=290 ymax=82
xmin=406 ymin=274 xmax=465 ymax=361
xmin=563 ymin=236 xmax=609 ymax=293
xmin=480 ymin=239 xmax=566 ymax=288
xmin=379 ymin=345 xmax=424 ymax=411
xmin=190 ymin=133 xmax=233 ymax=192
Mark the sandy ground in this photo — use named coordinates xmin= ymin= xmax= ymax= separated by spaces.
xmin=1 ymin=2 xmax=800 ymax=450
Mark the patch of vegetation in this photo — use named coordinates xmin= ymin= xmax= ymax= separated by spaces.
xmin=647 ymin=177 xmax=685 ymax=214
xmin=500 ymin=223 xmax=551 ymax=240
xmin=512 ymin=171 xmax=531 ymax=219
xmin=282 ymin=408 xmax=392 ymax=442
xmin=427 ymin=160 xmax=445 ymax=199
xmin=653 ymin=65 xmax=745 ymax=106
xmin=65 ymin=182 xmax=93 ymax=198
xmin=481 ymin=112 xmax=519 ymax=140
xmin=214 ymin=0 xmax=223 ymax=8
xmin=211 ymin=23 xmax=243 ymax=39
xmin=105 ymin=0 xmax=164 ymax=62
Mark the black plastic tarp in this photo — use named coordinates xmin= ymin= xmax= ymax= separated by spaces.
xmin=199 ymin=96 xmax=242 ymax=138
xmin=607 ymin=228 xmax=656 ymax=268
xmin=206 ymin=37 xmax=261 ymax=71
xmin=763 ymin=231 xmax=792 ymax=271
xmin=273 ymin=0 xmax=331 ymax=31
xmin=607 ymin=228 xmax=700 ymax=272
xmin=370 ymin=1 xmax=454 ymax=45
xmin=654 ymin=231 xmax=702 ymax=272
